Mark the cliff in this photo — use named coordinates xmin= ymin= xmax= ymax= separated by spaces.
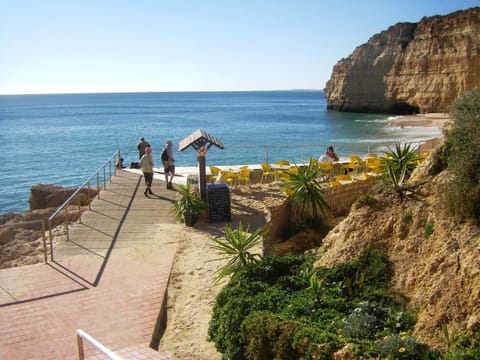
xmin=324 ymin=7 xmax=480 ymax=114
xmin=315 ymin=155 xmax=480 ymax=351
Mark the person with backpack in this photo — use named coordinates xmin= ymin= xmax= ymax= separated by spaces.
xmin=140 ymin=146 xmax=154 ymax=196
xmin=162 ymin=140 xmax=175 ymax=189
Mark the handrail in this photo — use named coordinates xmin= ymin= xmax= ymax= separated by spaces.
xmin=76 ymin=328 xmax=122 ymax=360
xmin=47 ymin=150 xmax=121 ymax=261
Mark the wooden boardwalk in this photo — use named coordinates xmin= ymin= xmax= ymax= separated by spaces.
xmin=0 ymin=170 xmax=182 ymax=359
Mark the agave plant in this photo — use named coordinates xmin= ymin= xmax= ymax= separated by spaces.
xmin=209 ymin=222 xmax=264 ymax=282
xmin=170 ymin=180 xmax=207 ymax=225
xmin=280 ymin=163 xmax=328 ymax=225
xmin=382 ymin=142 xmax=419 ymax=191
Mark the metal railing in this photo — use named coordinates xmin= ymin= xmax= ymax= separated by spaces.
xmin=76 ymin=329 xmax=122 ymax=360
xmin=46 ymin=150 xmax=121 ymax=261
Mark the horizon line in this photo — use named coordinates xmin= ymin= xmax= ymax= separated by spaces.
xmin=0 ymin=88 xmax=324 ymax=97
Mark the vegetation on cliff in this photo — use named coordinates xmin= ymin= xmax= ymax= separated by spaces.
xmin=208 ymin=90 xmax=480 ymax=358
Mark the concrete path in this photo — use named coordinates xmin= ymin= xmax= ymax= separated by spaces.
xmin=0 ymin=170 xmax=183 ymax=359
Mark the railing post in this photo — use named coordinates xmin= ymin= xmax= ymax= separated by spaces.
xmin=77 ymin=333 xmax=85 ymax=360
xmin=65 ymin=204 xmax=70 ymax=242
xmin=103 ymin=166 xmax=107 ymax=190
xmin=87 ymin=180 xmax=92 ymax=209
xmin=96 ymin=173 xmax=101 ymax=199
xmin=48 ymin=219 xmax=54 ymax=261
xmin=41 ymin=221 xmax=47 ymax=264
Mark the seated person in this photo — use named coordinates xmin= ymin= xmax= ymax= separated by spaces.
xmin=319 ymin=146 xmax=339 ymax=164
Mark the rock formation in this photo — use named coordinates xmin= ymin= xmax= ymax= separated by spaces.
xmin=324 ymin=7 xmax=480 ymax=114
xmin=0 ymin=184 xmax=96 ymax=268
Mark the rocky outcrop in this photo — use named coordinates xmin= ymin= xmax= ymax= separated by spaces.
xmin=29 ymin=183 xmax=96 ymax=210
xmin=324 ymin=7 xmax=480 ymax=114
xmin=0 ymin=184 xmax=95 ymax=268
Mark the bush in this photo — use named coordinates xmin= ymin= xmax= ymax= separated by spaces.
xmin=444 ymin=89 xmax=480 ymax=222
xmin=208 ymin=248 xmax=425 ymax=359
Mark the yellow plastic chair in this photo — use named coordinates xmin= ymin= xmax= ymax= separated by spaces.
xmin=329 ymin=180 xmax=341 ymax=187
xmin=365 ymin=157 xmax=383 ymax=174
xmin=276 ymin=160 xmax=290 ymax=166
xmin=309 ymin=158 xmax=319 ymax=168
xmin=275 ymin=160 xmax=290 ymax=180
xmin=220 ymin=170 xmax=236 ymax=186
xmin=416 ymin=151 xmax=431 ymax=165
xmin=343 ymin=155 xmax=364 ymax=175
xmin=260 ymin=163 xmax=275 ymax=183
xmin=237 ymin=167 xmax=250 ymax=186
xmin=366 ymin=153 xmax=378 ymax=158
xmin=209 ymin=166 xmax=221 ymax=183
xmin=336 ymin=174 xmax=353 ymax=183
xmin=319 ymin=162 xmax=334 ymax=179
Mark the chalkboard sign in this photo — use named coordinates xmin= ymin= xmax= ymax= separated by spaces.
xmin=207 ymin=184 xmax=231 ymax=223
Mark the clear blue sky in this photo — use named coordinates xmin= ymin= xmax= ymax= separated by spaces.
xmin=0 ymin=0 xmax=478 ymax=95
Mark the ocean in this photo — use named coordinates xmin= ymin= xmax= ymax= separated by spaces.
xmin=0 ymin=91 xmax=442 ymax=214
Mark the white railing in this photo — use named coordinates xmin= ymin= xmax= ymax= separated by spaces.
xmin=76 ymin=329 xmax=122 ymax=360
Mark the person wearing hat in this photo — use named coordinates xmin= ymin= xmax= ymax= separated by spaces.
xmin=140 ymin=146 xmax=154 ymax=196
xmin=162 ymin=140 xmax=175 ymax=189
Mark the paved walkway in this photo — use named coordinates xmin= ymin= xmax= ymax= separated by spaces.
xmin=0 ymin=170 xmax=184 ymax=359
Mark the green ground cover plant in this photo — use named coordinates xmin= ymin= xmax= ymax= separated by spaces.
xmin=208 ymin=248 xmax=443 ymax=359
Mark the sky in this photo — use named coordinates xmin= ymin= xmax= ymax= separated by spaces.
xmin=0 ymin=0 xmax=478 ymax=95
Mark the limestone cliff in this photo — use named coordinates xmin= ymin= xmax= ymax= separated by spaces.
xmin=324 ymin=7 xmax=480 ymax=114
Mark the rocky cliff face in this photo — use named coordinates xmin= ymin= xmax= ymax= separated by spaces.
xmin=315 ymin=155 xmax=480 ymax=350
xmin=324 ymin=7 xmax=480 ymax=114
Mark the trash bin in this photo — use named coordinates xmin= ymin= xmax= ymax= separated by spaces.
xmin=207 ymin=183 xmax=231 ymax=223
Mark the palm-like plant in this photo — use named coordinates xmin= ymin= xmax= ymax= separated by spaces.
xmin=209 ymin=222 xmax=263 ymax=282
xmin=170 ymin=180 xmax=207 ymax=225
xmin=382 ymin=142 xmax=419 ymax=191
xmin=280 ymin=163 xmax=328 ymax=225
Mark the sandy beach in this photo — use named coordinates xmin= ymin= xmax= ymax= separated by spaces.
xmin=158 ymin=183 xmax=286 ymax=359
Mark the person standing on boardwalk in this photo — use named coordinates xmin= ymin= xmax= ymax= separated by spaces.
xmin=162 ymin=140 xmax=175 ymax=189
xmin=137 ymin=137 xmax=150 ymax=159
xmin=140 ymin=146 xmax=154 ymax=196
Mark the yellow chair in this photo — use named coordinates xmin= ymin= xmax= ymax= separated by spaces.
xmin=329 ymin=180 xmax=341 ymax=187
xmin=309 ymin=158 xmax=319 ymax=168
xmin=275 ymin=160 xmax=290 ymax=180
xmin=237 ymin=167 xmax=250 ymax=186
xmin=336 ymin=174 xmax=353 ymax=183
xmin=365 ymin=157 xmax=383 ymax=174
xmin=220 ymin=170 xmax=236 ymax=186
xmin=343 ymin=155 xmax=364 ymax=175
xmin=366 ymin=153 xmax=378 ymax=158
xmin=319 ymin=162 xmax=334 ymax=179
xmin=209 ymin=166 xmax=221 ymax=183
xmin=260 ymin=163 xmax=275 ymax=183
xmin=276 ymin=160 xmax=290 ymax=166
xmin=416 ymin=151 xmax=431 ymax=165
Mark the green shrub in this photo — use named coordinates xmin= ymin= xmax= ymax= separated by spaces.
xmin=424 ymin=221 xmax=435 ymax=239
xmin=208 ymin=248 xmax=424 ymax=359
xmin=375 ymin=334 xmax=437 ymax=360
xmin=444 ymin=89 xmax=480 ymax=222
xmin=355 ymin=194 xmax=377 ymax=208
xmin=402 ymin=211 xmax=413 ymax=223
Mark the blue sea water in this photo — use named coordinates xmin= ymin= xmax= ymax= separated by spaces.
xmin=0 ymin=91 xmax=442 ymax=214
